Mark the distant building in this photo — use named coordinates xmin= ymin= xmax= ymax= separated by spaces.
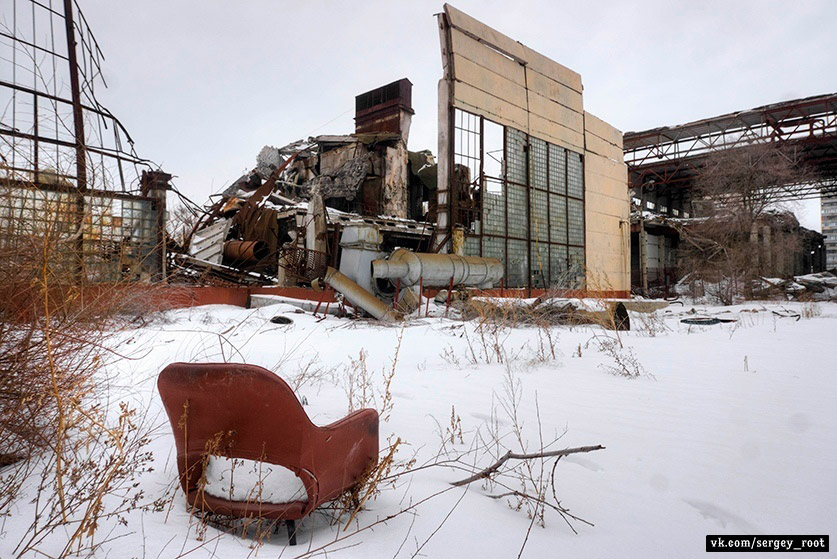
xmin=823 ymin=195 xmax=837 ymax=270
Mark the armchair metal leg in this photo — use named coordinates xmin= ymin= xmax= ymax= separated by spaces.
xmin=286 ymin=519 xmax=297 ymax=546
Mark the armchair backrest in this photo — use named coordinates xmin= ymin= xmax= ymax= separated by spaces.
xmin=158 ymin=362 xmax=317 ymax=499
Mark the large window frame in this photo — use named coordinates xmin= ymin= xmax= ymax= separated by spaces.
xmin=452 ymin=108 xmax=585 ymax=289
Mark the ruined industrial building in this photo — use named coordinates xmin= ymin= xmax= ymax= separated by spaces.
xmin=624 ymin=94 xmax=837 ymax=295
xmin=173 ymin=4 xmax=631 ymax=309
xmin=3 ymin=2 xmax=837 ymax=557
xmin=2 ymin=2 xmax=835 ymax=310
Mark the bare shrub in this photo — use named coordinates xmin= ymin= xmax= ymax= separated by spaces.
xmin=0 ymin=174 xmax=161 ymax=557
xmin=285 ymin=361 xmax=604 ymax=558
xmin=336 ymin=330 xmax=417 ymax=531
xmin=801 ymin=302 xmax=821 ymax=319
xmin=440 ymin=344 xmax=462 ymax=367
xmin=468 ymin=307 xmax=514 ymax=364
xmin=343 ymin=327 xmax=400 ymax=422
xmin=448 ymin=364 xmax=603 ymax=543
xmin=166 ymin=201 xmax=202 ymax=251
xmin=633 ymin=311 xmax=670 ymax=337
xmin=533 ymin=320 xmax=560 ymax=362
xmin=285 ymin=353 xmax=338 ymax=394
xmin=595 ymin=336 xmax=650 ymax=379
xmin=447 ymin=405 xmax=465 ymax=446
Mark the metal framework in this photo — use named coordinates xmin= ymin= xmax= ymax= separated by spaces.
xmin=623 ymin=93 xmax=837 ymax=202
xmin=451 ymin=107 xmax=586 ymax=289
xmin=0 ymin=0 xmax=165 ymax=281
xmin=1 ymin=0 xmax=153 ymax=189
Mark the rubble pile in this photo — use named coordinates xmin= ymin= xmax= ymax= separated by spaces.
xmin=169 ymin=79 xmax=442 ymax=290
xmin=757 ymin=271 xmax=837 ymax=300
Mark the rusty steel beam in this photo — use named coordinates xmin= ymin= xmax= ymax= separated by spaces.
xmin=1 ymin=128 xmax=151 ymax=168
xmin=623 ymin=93 xmax=837 ymax=199
xmin=63 ymin=0 xmax=86 ymax=191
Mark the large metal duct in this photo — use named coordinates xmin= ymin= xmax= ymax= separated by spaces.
xmin=224 ymin=240 xmax=269 ymax=263
xmin=371 ymin=249 xmax=503 ymax=288
xmin=323 ymin=267 xmax=403 ymax=322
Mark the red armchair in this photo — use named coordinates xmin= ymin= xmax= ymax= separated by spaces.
xmin=158 ymin=362 xmax=379 ymax=544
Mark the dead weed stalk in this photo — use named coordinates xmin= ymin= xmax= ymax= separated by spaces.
xmin=1 ymin=173 xmax=161 ymax=558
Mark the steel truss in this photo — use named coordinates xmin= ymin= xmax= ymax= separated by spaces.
xmin=1 ymin=0 xmax=152 ymax=191
xmin=623 ymin=93 xmax=837 ymax=202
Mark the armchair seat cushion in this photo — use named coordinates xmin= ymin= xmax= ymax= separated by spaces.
xmin=158 ymin=362 xmax=379 ymax=521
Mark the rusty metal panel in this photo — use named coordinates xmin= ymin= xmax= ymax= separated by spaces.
xmin=355 ymin=78 xmax=413 ymax=137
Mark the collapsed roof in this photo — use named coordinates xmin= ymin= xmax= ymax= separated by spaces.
xmin=174 ymin=79 xmax=438 ymax=286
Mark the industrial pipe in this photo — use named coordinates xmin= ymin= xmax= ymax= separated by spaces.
xmin=372 ymin=249 xmax=503 ymax=288
xmin=224 ymin=240 xmax=269 ymax=262
xmin=323 ymin=267 xmax=403 ymax=322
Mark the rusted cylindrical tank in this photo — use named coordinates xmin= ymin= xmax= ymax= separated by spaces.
xmin=371 ymin=249 xmax=503 ymax=288
xmin=224 ymin=240 xmax=269 ymax=262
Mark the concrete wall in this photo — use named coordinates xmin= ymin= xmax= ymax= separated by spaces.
xmin=443 ymin=3 xmax=584 ymax=151
xmin=439 ymin=3 xmax=629 ymax=294
xmin=583 ymin=112 xmax=630 ymax=293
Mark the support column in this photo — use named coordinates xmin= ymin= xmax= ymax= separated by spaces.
xmin=639 ymin=185 xmax=648 ymax=295
xmin=140 ymin=170 xmax=171 ymax=281
xmin=63 ymin=0 xmax=87 ymax=282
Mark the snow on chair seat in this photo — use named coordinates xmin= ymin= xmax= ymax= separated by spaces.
xmin=203 ymin=456 xmax=309 ymax=504
xmin=157 ymin=362 xmax=379 ymax=544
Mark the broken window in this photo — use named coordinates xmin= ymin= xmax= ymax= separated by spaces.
xmin=453 ymin=109 xmax=481 ymax=233
xmin=483 ymin=120 xmax=504 ymax=180
xmin=449 ymin=108 xmax=586 ymax=289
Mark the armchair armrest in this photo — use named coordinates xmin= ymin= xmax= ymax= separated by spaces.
xmin=309 ymin=408 xmax=379 ymax=502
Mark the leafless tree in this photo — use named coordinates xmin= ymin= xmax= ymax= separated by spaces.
xmin=166 ymin=202 xmax=203 ymax=251
xmin=678 ymin=143 xmax=812 ymax=303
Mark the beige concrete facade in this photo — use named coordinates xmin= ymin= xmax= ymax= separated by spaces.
xmin=438 ymin=4 xmax=629 ymax=294
xmin=584 ymin=113 xmax=630 ymax=293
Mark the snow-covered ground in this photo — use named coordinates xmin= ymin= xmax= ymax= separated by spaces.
xmin=3 ymin=300 xmax=836 ymax=558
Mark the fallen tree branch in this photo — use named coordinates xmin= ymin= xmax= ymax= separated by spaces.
xmin=450 ymin=444 xmax=605 ymax=487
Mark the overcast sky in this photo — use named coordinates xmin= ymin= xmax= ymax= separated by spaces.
xmin=80 ymin=0 xmax=836 ymax=231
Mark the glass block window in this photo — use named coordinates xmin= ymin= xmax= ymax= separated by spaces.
xmin=482 ymin=236 xmax=505 ymax=263
xmin=505 ymin=128 xmax=527 ymax=185
xmin=452 ymin=109 xmax=586 ymax=290
xmin=567 ymin=151 xmax=584 ymax=199
xmin=483 ymin=189 xmax=505 ymax=235
xmin=530 ymin=189 xmax=548 ymax=242
xmin=549 ymin=244 xmax=568 ymax=286
xmin=507 ymin=239 xmax=528 ymax=287
xmin=464 ymin=235 xmax=480 ymax=256
xmin=530 ymin=243 xmax=548 ymax=288
xmin=568 ymin=246 xmax=586 ymax=288
xmin=507 ymin=183 xmax=527 ymax=237
xmin=548 ymin=145 xmax=566 ymax=195
xmin=549 ymin=193 xmax=567 ymax=245
xmin=568 ymin=198 xmax=584 ymax=247
xmin=83 ymin=194 xmax=157 ymax=281
xmin=529 ymin=137 xmax=547 ymax=191
xmin=0 ymin=186 xmax=159 ymax=282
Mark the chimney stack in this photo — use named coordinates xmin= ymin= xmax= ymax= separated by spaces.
xmin=354 ymin=78 xmax=414 ymax=145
